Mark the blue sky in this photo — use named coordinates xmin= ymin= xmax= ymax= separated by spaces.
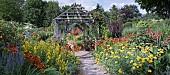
xmin=45 ymin=0 xmax=147 ymax=14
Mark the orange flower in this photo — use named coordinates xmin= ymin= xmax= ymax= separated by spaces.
xmin=0 ymin=36 xmax=2 ymax=39
xmin=24 ymin=52 xmax=44 ymax=69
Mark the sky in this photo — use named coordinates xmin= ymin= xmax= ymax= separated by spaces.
xmin=45 ymin=0 xmax=147 ymax=14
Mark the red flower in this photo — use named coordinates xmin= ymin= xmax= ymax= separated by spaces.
xmin=164 ymin=41 xmax=167 ymax=44
xmin=65 ymin=44 xmax=70 ymax=49
xmin=105 ymin=50 xmax=109 ymax=53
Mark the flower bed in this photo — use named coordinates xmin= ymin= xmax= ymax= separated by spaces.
xmin=0 ymin=20 xmax=80 ymax=75
xmin=93 ymin=29 xmax=170 ymax=75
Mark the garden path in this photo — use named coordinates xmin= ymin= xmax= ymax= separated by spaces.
xmin=75 ymin=51 xmax=111 ymax=75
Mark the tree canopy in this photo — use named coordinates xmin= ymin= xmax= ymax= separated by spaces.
xmin=120 ymin=5 xmax=141 ymax=23
xmin=135 ymin=0 xmax=170 ymax=18
xmin=0 ymin=0 xmax=24 ymax=22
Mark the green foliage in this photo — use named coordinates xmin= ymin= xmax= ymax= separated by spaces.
xmin=0 ymin=0 xmax=24 ymax=22
xmin=0 ymin=20 xmax=43 ymax=75
xmin=22 ymin=0 xmax=47 ymax=27
xmin=61 ymin=5 xmax=71 ymax=12
xmin=122 ymin=27 xmax=140 ymax=36
xmin=143 ymin=13 xmax=160 ymax=20
xmin=91 ymin=4 xmax=107 ymax=38
xmin=120 ymin=5 xmax=141 ymax=23
xmin=44 ymin=1 xmax=60 ymax=27
xmin=135 ymin=0 xmax=170 ymax=18
xmin=108 ymin=4 xmax=122 ymax=22
xmin=124 ymin=22 xmax=132 ymax=28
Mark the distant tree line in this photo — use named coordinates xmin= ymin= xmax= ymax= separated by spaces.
xmin=0 ymin=0 xmax=169 ymax=28
xmin=0 ymin=0 xmax=61 ymax=27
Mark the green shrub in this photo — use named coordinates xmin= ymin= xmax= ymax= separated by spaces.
xmin=122 ymin=27 xmax=141 ymax=36
xmin=124 ymin=22 xmax=132 ymax=28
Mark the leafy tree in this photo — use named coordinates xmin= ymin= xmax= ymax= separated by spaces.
xmin=120 ymin=5 xmax=141 ymax=23
xmin=143 ymin=13 xmax=160 ymax=20
xmin=109 ymin=5 xmax=122 ymax=22
xmin=0 ymin=0 xmax=24 ymax=22
xmin=91 ymin=4 xmax=107 ymax=38
xmin=61 ymin=5 xmax=71 ymax=12
xmin=23 ymin=0 xmax=47 ymax=27
xmin=135 ymin=0 xmax=170 ymax=18
xmin=44 ymin=1 xmax=60 ymax=27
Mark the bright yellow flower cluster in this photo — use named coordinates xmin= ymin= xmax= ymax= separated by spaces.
xmin=22 ymin=39 xmax=78 ymax=74
xmin=94 ymin=37 xmax=165 ymax=74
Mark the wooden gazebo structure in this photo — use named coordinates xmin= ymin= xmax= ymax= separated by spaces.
xmin=52 ymin=3 xmax=96 ymax=40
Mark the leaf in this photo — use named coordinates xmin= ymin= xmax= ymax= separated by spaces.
xmin=152 ymin=47 xmax=158 ymax=55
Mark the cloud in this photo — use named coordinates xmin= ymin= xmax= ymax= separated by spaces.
xmin=45 ymin=0 xmax=147 ymax=14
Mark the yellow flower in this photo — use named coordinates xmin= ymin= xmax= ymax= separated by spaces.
xmin=141 ymin=49 xmax=148 ymax=54
xmin=129 ymin=48 xmax=132 ymax=50
xmin=100 ymin=52 xmax=104 ymax=54
xmin=119 ymin=44 xmax=123 ymax=46
xmin=125 ymin=56 xmax=128 ymax=58
xmin=158 ymin=48 xmax=163 ymax=51
xmin=106 ymin=68 xmax=110 ymax=71
xmin=130 ymin=60 xmax=133 ymax=63
xmin=148 ymin=69 xmax=152 ymax=73
xmin=115 ymin=51 xmax=118 ymax=54
xmin=115 ymin=61 xmax=118 ymax=64
xmin=114 ymin=56 xmax=120 ymax=58
xmin=133 ymin=63 xmax=137 ymax=67
xmin=136 ymin=56 xmax=141 ymax=61
xmin=106 ymin=53 xmax=108 ymax=56
xmin=132 ymin=48 xmax=136 ymax=50
xmin=145 ymin=58 xmax=149 ymax=61
xmin=127 ymin=51 xmax=131 ymax=54
xmin=148 ymin=54 xmax=154 ymax=58
xmin=148 ymin=59 xmax=153 ymax=63
xmin=159 ymin=51 xmax=164 ymax=54
xmin=118 ymin=69 xmax=122 ymax=73
xmin=139 ymin=64 xmax=142 ymax=67
xmin=132 ymin=67 xmax=136 ymax=70
xmin=111 ymin=51 xmax=114 ymax=54
xmin=153 ymin=56 xmax=157 ymax=59
xmin=130 ymin=54 xmax=134 ymax=56
xmin=107 ymin=45 xmax=110 ymax=47
xmin=136 ymin=66 xmax=139 ymax=68
xmin=122 ymin=46 xmax=126 ymax=49
xmin=109 ymin=56 xmax=114 ymax=58
xmin=141 ymin=58 xmax=145 ymax=62
xmin=120 ymin=49 xmax=124 ymax=53
xmin=145 ymin=46 xmax=150 ymax=50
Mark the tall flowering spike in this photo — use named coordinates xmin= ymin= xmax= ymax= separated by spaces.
xmin=0 ymin=60 xmax=2 ymax=66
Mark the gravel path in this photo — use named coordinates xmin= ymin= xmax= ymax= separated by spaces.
xmin=75 ymin=51 xmax=111 ymax=75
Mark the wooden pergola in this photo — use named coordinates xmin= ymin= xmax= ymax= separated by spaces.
xmin=52 ymin=3 xmax=96 ymax=40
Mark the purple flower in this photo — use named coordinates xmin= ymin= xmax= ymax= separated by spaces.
xmin=51 ymin=35 xmax=55 ymax=40
xmin=7 ymin=57 xmax=11 ymax=62
xmin=0 ymin=60 xmax=2 ymax=66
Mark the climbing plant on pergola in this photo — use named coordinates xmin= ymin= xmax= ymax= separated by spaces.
xmin=52 ymin=3 xmax=98 ymax=40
